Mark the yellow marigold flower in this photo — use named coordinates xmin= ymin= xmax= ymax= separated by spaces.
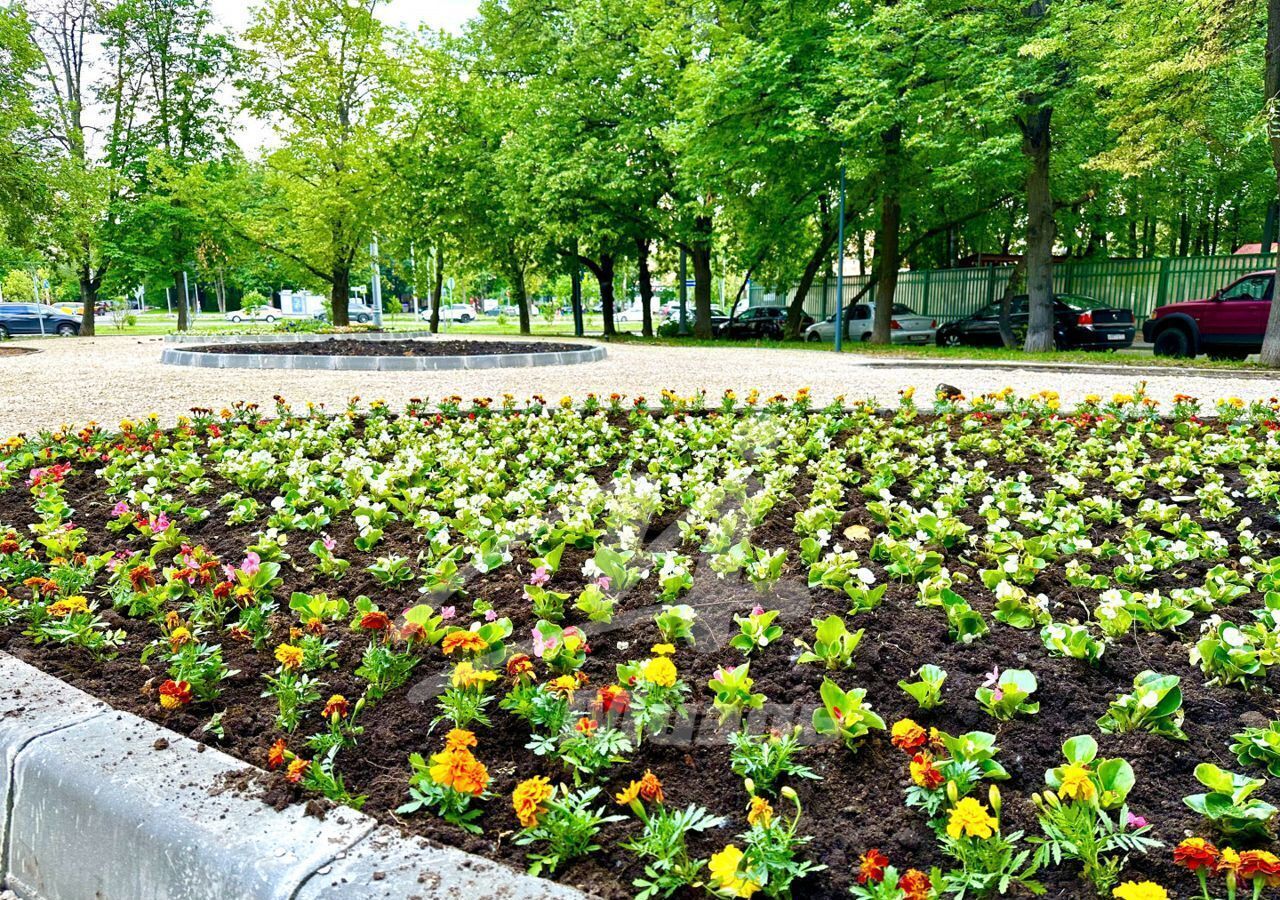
xmin=548 ymin=674 xmax=584 ymax=699
xmin=47 ymin=595 xmax=88 ymax=617
xmin=168 ymin=626 xmax=192 ymax=650
xmin=651 ymin=643 xmax=675 ymax=656
xmin=512 ymin=776 xmax=554 ymax=828
xmin=890 ymin=718 xmax=928 ymax=752
xmin=322 ymin=694 xmax=349 ymax=719
xmin=451 ymin=661 xmax=499 ymax=689
xmin=1057 ymin=763 xmax=1096 ymax=802
xmin=616 ymin=780 xmax=643 ymax=805
xmin=1112 ymin=881 xmax=1168 ymax=900
xmin=441 ymin=630 xmax=489 ymax=656
xmin=946 ymin=797 xmax=998 ymax=840
xmin=274 ymin=643 xmax=304 ymax=671
xmin=640 ymin=656 xmax=678 ymax=688
xmin=708 ymin=845 xmax=759 ymax=898
xmin=747 ymin=796 xmax=773 ymax=827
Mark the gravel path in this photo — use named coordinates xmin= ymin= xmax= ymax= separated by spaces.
xmin=0 ymin=333 xmax=1273 ymax=436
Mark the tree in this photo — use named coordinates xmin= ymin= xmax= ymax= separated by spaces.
xmin=101 ymin=0 xmax=233 ymax=331
xmin=0 ymin=3 xmax=45 ymax=250
xmin=239 ymin=0 xmax=394 ymax=328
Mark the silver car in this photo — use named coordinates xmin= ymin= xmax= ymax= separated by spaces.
xmin=804 ymin=303 xmax=936 ymax=344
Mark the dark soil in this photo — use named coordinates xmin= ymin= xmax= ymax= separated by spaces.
xmin=0 ymin=346 xmax=38 ymax=356
xmin=1 ymin=411 xmax=1278 ymax=900
xmin=191 ymin=338 xmax=590 ymax=357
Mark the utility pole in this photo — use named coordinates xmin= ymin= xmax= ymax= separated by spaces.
xmin=410 ymin=243 xmax=420 ymax=318
xmin=370 ymin=236 xmax=384 ymax=328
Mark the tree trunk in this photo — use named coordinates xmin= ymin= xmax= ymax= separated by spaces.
xmin=1259 ymin=0 xmax=1280 ymax=366
xmin=636 ymin=237 xmax=654 ymax=338
xmin=871 ymin=126 xmax=902 ymax=345
xmin=430 ymin=245 xmax=443 ymax=333
xmin=330 ymin=265 xmax=350 ymax=327
xmin=174 ymin=270 xmax=188 ymax=332
xmin=215 ymin=269 xmax=227 ymax=314
xmin=999 ymin=258 xmax=1028 ymax=348
xmin=691 ymin=216 xmax=714 ymax=339
xmin=1022 ymin=106 xmax=1056 ymax=353
xmin=78 ymin=260 xmax=98 ymax=337
xmin=508 ymin=250 xmax=531 ymax=335
xmin=787 ymin=220 xmax=840 ymax=340
xmin=597 ymin=252 xmax=617 ymax=337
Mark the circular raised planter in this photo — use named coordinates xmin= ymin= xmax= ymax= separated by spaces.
xmin=162 ymin=330 xmax=436 ymax=345
xmin=161 ymin=337 xmax=606 ymax=371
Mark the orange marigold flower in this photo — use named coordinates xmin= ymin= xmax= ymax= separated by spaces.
xmin=549 ymin=674 xmax=582 ymax=698
xmin=445 ymin=728 xmax=477 ymax=750
xmin=158 ymin=679 xmax=193 ymax=709
xmin=267 ymin=739 xmax=288 ymax=770
xmin=597 ymin=684 xmax=630 ymax=715
xmin=1174 ymin=838 xmax=1220 ymax=872
xmin=359 ymin=611 xmax=390 ymax=631
xmin=900 ymin=869 xmax=932 ymax=900
xmin=575 ymin=717 xmax=599 ymax=736
xmin=1218 ymin=847 xmax=1242 ymax=877
xmin=747 ymin=796 xmax=773 ymax=827
xmin=513 ymin=776 xmax=554 ymax=828
xmin=441 ymin=630 xmax=489 ymax=656
xmin=910 ymin=753 xmax=944 ymax=790
xmin=891 ymin=718 xmax=928 ymax=752
xmin=857 ymin=848 xmax=889 ymax=885
xmin=322 ymin=695 xmax=349 ymax=719
xmin=168 ymin=627 xmax=192 ymax=650
xmin=638 ymin=770 xmax=664 ymax=804
xmin=274 ymin=643 xmax=304 ymax=671
xmin=1239 ymin=850 xmax=1280 ymax=887
xmin=428 ymin=744 xmax=489 ymax=796
xmin=507 ymin=652 xmax=535 ymax=680
xmin=285 ymin=758 xmax=309 ymax=784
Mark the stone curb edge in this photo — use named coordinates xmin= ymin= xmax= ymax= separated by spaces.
xmin=856 ymin=357 xmax=1273 ymax=380
xmin=0 ymin=652 xmax=584 ymax=900
xmin=160 ymin=345 xmax=607 ymax=371
xmin=162 ymin=331 xmax=438 ymax=345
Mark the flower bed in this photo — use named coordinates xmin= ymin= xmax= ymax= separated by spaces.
xmin=0 ymin=388 xmax=1278 ymax=899
xmin=188 ymin=338 xmax=588 ymax=357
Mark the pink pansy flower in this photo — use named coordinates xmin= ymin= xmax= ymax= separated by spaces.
xmin=595 ymin=576 xmax=612 ymax=592
xmin=531 ymin=627 xmax=549 ymax=658
xmin=240 ymin=552 xmax=260 ymax=577
xmin=751 ymin=605 xmax=765 ymax=617
xmin=322 ymin=535 xmax=337 ymax=552
xmin=530 ymin=566 xmax=551 ymax=587
xmin=111 ymin=501 xmax=130 ymax=517
xmin=1126 ymin=812 xmax=1147 ymax=829
xmin=484 ymin=609 xmax=498 ymax=622
xmin=440 ymin=606 xmax=456 ymax=620
xmin=151 ymin=512 xmax=170 ymax=531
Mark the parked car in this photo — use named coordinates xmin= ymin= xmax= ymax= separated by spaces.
xmin=804 ymin=303 xmax=936 ymax=344
xmin=0 ymin=303 xmax=81 ymax=338
xmin=714 ymin=306 xmax=815 ymax=340
xmin=936 ymin=294 xmax=1135 ymax=350
xmin=420 ymin=304 xmax=478 ymax=323
xmin=225 ymin=307 xmax=281 ymax=323
xmin=664 ymin=305 xmax=730 ymax=328
xmin=1143 ymin=270 xmax=1273 ymax=360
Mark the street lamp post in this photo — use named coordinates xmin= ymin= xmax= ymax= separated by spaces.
xmin=678 ymin=248 xmax=689 ymax=336
xmin=834 ymin=158 xmax=846 ymax=353
xmin=370 ymin=236 xmax=384 ymax=328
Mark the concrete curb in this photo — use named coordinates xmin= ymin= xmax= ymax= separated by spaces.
xmin=160 ymin=344 xmax=607 ymax=371
xmin=162 ymin=331 xmax=437 ymax=345
xmin=0 ymin=653 xmax=583 ymax=900
xmin=857 ymin=357 xmax=1275 ymax=380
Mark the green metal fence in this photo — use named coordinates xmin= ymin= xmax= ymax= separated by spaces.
xmin=747 ymin=253 xmax=1277 ymax=328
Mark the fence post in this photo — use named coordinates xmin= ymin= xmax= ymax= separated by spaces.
xmin=985 ymin=265 xmax=998 ymax=308
xmin=920 ymin=269 xmax=932 ymax=316
xmin=1155 ymin=257 xmax=1171 ymax=314
xmin=821 ymin=276 xmax=829 ymax=319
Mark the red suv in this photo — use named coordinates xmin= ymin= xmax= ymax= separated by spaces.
xmin=1143 ymin=270 xmax=1274 ymax=360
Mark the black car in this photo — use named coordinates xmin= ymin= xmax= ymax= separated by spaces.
xmin=0 ymin=303 xmax=82 ymax=338
xmin=935 ymin=294 xmax=1135 ymax=350
xmin=714 ymin=306 xmax=814 ymax=340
